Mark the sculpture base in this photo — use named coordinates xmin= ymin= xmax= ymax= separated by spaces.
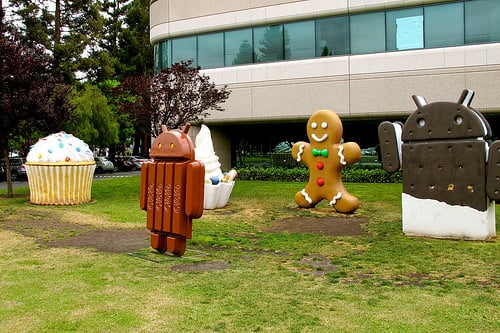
xmin=402 ymin=193 xmax=496 ymax=240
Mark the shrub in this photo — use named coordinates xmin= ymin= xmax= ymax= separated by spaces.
xmin=236 ymin=166 xmax=401 ymax=183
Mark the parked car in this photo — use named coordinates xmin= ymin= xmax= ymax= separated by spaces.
xmin=94 ymin=156 xmax=115 ymax=174
xmin=125 ymin=156 xmax=147 ymax=170
xmin=129 ymin=156 xmax=149 ymax=165
xmin=0 ymin=157 xmax=27 ymax=181
xmin=112 ymin=157 xmax=136 ymax=172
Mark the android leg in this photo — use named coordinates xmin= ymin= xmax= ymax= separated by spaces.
xmin=166 ymin=236 xmax=187 ymax=256
xmin=150 ymin=232 xmax=167 ymax=253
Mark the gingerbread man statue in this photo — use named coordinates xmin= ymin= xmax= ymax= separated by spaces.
xmin=292 ymin=109 xmax=361 ymax=213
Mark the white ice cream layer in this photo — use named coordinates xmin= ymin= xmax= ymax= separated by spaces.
xmin=195 ymin=125 xmax=222 ymax=179
xmin=402 ymin=193 xmax=496 ymax=240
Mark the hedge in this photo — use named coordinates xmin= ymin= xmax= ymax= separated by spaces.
xmin=235 ymin=166 xmax=402 ymax=183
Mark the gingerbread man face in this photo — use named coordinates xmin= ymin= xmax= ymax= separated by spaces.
xmin=306 ymin=109 xmax=343 ymax=147
xmin=292 ymin=109 xmax=361 ymax=213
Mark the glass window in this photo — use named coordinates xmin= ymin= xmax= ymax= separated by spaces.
xmin=284 ymin=21 xmax=315 ymax=60
xmin=465 ymin=0 xmax=500 ymax=44
xmin=198 ymin=32 xmax=224 ymax=69
xmin=350 ymin=12 xmax=385 ymax=54
xmin=154 ymin=43 xmax=161 ymax=73
xmin=315 ymin=16 xmax=350 ymax=56
xmin=172 ymin=36 xmax=197 ymax=65
xmin=386 ymin=7 xmax=423 ymax=51
xmin=225 ymin=29 xmax=253 ymax=66
xmin=424 ymin=3 xmax=464 ymax=48
xmin=254 ymin=25 xmax=284 ymax=63
xmin=154 ymin=40 xmax=170 ymax=72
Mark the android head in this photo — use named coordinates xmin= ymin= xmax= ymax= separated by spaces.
xmin=306 ymin=109 xmax=343 ymax=147
xmin=150 ymin=123 xmax=195 ymax=160
xmin=403 ymin=90 xmax=491 ymax=142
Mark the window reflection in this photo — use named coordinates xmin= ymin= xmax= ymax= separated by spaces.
xmin=172 ymin=36 xmax=197 ymax=65
xmin=425 ymin=3 xmax=464 ymax=48
xmin=254 ymin=25 xmax=284 ymax=63
xmin=350 ymin=12 xmax=385 ymax=54
xmin=225 ymin=29 xmax=253 ymax=66
xmin=198 ymin=33 xmax=224 ymax=69
xmin=465 ymin=0 xmax=500 ymax=44
xmin=154 ymin=1 xmax=500 ymax=71
xmin=315 ymin=16 xmax=349 ymax=56
xmin=285 ymin=21 xmax=315 ymax=60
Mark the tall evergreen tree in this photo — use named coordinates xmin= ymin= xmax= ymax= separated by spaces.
xmin=118 ymin=0 xmax=153 ymax=77
xmin=86 ymin=0 xmax=131 ymax=82
xmin=9 ymin=0 xmax=103 ymax=83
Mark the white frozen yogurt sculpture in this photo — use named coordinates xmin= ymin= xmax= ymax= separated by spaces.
xmin=195 ymin=125 xmax=237 ymax=209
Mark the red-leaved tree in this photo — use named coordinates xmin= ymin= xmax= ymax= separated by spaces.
xmin=0 ymin=23 xmax=73 ymax=197
xmin=117 ymin=60 xmax=231 ymax=155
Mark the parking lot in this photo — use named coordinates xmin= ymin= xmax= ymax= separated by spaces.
xmin=0 ymin=170 xmax=141 ymax=190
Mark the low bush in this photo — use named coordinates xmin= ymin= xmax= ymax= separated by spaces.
xmin=236 ymin=166 xmax=402 ymax=183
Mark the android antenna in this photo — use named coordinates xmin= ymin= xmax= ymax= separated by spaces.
xmin=458 ymin=89 xmax=475 ymax=106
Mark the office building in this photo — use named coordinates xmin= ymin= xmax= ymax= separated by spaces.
xmin=150 ymin=0 xmax=500 ymax=168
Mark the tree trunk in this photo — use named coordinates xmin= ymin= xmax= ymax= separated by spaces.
xmin=1 ymin=147 xmax=13 ymax=198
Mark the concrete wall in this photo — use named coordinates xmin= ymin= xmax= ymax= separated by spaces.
xmin=202 ymin=44 xmax=500 ymax=124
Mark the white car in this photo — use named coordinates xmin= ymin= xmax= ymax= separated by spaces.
xmin=94 ymin=157 xmax=115 ymax=174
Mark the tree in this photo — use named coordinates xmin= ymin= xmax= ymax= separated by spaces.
xmin=9 ymin=0 xmax=103 ymax=83
xmin=67 ymin=84 xmax=119 ymax=149
xmin=85 ymin=0 xmax=131 ymax=82
xmin=117 ymin=0 xmax=153 ymax=77
xmin=117 ymin=61 xmax=231 ymax=154
xmin=98 ymin=79 xmax=135 ymax=157
xmin=149 ymin=61 xmax=231 ymax=136
xmin=0 ymin=24 xmax=72 ymax=197
xmin=115 ymin=73 xmax=154 ymax=156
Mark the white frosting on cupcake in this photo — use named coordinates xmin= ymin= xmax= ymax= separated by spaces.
xmin=27 ymin=132 xmax=94 ymax=163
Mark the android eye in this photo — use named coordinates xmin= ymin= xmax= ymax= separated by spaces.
xmin=321 ymin=122 xmax=328 ymax=129
xmin=170 ymin=143 xmax=175 ymax=149
xmin=158 ymin=143 xmax=162 ymax=148
xmin=417 ymin=118 xmax=426 ymax=127
xmin=311 ymin=122 xmax=318 ymax=129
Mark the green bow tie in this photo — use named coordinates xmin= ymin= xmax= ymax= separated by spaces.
xmin=312 ymin=148 xmax=328 ymax=157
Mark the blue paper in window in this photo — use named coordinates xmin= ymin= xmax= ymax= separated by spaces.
xmin=396 ymin=16 xmax=423 ymax=50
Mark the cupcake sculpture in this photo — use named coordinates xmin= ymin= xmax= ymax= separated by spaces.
xmin=194 ymin=125 xmax=237 ymax=209
xmin=25 ymin=132 xmax=96 ymax=205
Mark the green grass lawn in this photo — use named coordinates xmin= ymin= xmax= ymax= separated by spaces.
xmin=0 ymin=177 xmax=498 ymax=332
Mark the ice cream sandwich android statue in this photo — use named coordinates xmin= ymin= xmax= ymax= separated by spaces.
xmin=140 ymin=123 xmax=205 ymax=256
xmin=292 ymin=109 xmax=361 ymax=213
xmin=378 ymin=90 xmax=498 ymax=240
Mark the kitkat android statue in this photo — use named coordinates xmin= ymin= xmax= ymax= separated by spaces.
xmin=140 ymin=123 xmax=205 ymax=256
xmin=378 ymin=90 xmax=498 ymax=240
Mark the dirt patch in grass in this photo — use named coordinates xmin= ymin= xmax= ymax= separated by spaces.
xmin=47 ymin=228 xmax=150 ymax=253
xmin=1 ymin=211 xmax=368 ymax=255
xmin=0 ymin=212 xmax=149 ymax=253
xmin=268 ymin=216 xmax=368 ymax=236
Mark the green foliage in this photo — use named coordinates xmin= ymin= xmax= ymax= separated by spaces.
xmin=68 ymin=84 xmax=119 ymax=147
xmin=237 ymin=166 xmax=402 ymax=183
